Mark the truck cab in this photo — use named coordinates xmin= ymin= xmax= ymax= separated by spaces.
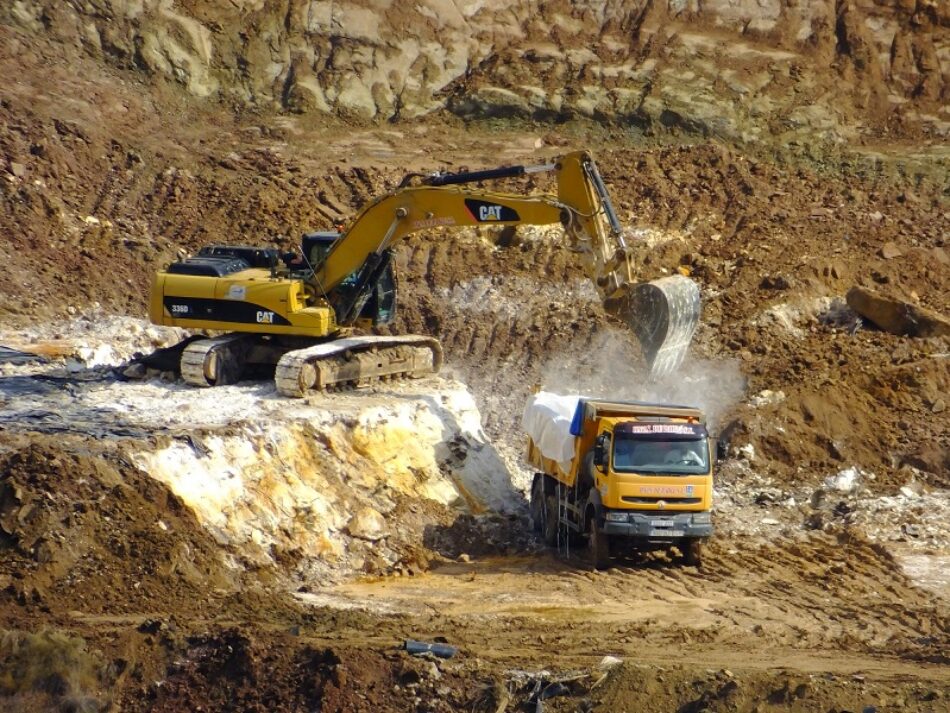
xmin=592 ymin=417 xmax=713 ymax=556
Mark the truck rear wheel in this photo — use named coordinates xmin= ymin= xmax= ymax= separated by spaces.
xmin=542 ymin=495 xmax=559 ymax=546
xmin=589 ymin=522 xmax=611 ymax=570
xmin=682 ymin=538 xmax=703 ymax=568
xmin=529 ymin=478 xmax=544 ymax=533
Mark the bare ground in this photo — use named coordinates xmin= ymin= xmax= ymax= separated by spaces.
xmin=1 ymin=12 xmax=949 ymax=713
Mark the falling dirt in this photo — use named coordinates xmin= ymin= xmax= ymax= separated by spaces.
xmin=1 ymin=2 xmax=949 ymax=712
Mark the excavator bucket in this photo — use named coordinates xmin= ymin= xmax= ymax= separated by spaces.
xmin=605 ymin=275 xmax=701 ymax=379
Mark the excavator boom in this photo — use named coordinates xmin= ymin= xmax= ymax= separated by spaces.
xmin=317 ymin=151 xmax=699 ymax=377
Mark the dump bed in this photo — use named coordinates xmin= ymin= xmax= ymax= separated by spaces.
xmin=569 ymin=399 xmax=703 ymax=440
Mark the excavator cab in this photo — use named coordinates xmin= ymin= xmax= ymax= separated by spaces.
xmin=301 ymin=232 xmax=396 ymax=326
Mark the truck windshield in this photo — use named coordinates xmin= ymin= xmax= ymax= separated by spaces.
xmin=612 ymin=434 xmax=709 ymax=474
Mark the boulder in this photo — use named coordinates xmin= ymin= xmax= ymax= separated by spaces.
xmin=448 ymin=86 xmax=531 ymax=119
xmin=346 ymin=506 xmax=388 ymax=542
xmin=846 ymin=287 xmax=950 ymax=338
xmin=879 ymin=242 xmax=902 ymax=259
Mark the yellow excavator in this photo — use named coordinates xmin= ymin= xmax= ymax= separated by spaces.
xmin=147 ymin=151 xmax=700 ymax=397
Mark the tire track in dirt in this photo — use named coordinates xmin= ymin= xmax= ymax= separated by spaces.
xmin=308 ymin=531 xmax=946 ymax=668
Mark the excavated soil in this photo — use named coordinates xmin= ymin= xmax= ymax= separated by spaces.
xmin=2 ymin=439 xmax=947 ymax=711
xmin=1 ymin=5 xmax=948 ymax=712
xmin=0 ymin=441 xmax=238 ymax=618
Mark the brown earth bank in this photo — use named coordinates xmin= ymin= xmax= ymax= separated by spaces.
xmin=1 ymin=4 xmax=949 ymax=712
xmin=2 ymin=0 xmax=947 ymax=139
xmin=0 ymin=436 xmax=947 ymax=711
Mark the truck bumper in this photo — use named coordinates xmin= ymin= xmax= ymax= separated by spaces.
xmin=601 ymin=511 xmax=713 ymax=540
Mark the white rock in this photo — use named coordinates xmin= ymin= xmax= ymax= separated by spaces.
xmin=750 ymin=389 xmax=786 ymax=407
xmin=346 ymin=507 xmax=388 ymax=541
xmin=825 ymin=467 xmax=860 ymax=493
xmin=77 ymin=343 xmax=121 ymax=367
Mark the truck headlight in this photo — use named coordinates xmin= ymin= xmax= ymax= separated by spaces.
xmin=692 ymin=512 xmax=712 ymax=524
xmin=605 ymin=511 xmax=629 ymax=523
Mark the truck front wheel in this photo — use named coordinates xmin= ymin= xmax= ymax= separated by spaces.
xmin=589 ymin=522 xmax=611 ymax=570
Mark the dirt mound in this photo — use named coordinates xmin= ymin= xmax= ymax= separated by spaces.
xmin=589 ymin=663 xmax=949 ymax=713
xmin=701 ymin=533 xmax=948 ymax=664
xmin=129 ymin=629 xmax=330 ymax=713
xmin=0 ymin=624 xmax=479 ymax=713
xmin=454 ymin=660 xmax=950 ymax=712
xmin=119 ymin=628 xmax=475 ymax=713
xmin=0 ymin=439 xmax=237 ymax=617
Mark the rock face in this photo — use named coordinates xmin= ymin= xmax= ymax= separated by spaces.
xmin=0 ymin=350 xmax=521 ymax=579
xmin=126 ymin=380 xmax=521 ymax=577
xmin=847 ymin=286 xmax=950 ymax=338
xmin=2 ymin=0 xmax=947 ymax=140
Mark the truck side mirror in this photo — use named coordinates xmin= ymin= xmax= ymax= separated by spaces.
xmin=593 ymin=433 xmax=609 ymax=468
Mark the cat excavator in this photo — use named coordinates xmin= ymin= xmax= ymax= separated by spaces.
xmin=147 ymin=151 xmax=700 ymax=397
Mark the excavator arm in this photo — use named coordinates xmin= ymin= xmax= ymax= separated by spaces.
xmin=316 ymin=151 xmax=699 ymax=377
xmin=317 ymin=152 xmax=624 ymax=296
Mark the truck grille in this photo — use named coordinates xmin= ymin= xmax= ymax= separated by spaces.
xmin=621 ymin=496 xmax=702 ymax=505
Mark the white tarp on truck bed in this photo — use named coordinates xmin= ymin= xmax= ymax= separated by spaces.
xmin=522 ymin=391 xmax=581 ymax=471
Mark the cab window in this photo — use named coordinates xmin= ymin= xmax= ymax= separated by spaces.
xmin=613 ymin=434 xmax=709 ymax=474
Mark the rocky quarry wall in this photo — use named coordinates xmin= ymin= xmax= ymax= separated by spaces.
xmin=0 ymin=316 xmax=523 ymax=582
xmin=129 ymin=381 xmax=523 ymax=580
xmin=3 ymin=0 xmax=947 ymax=140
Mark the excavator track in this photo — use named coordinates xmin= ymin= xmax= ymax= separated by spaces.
xmin=274 ymin=335 xmax=443 ymax=398
xmin=180 ymin=334 xmax=253 ymax=387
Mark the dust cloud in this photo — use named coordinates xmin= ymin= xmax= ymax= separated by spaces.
xmin=539 ymin=327 xmax=745 ymax=432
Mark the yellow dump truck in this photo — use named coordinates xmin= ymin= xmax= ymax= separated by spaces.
xmin=524 ymin=394 xmax=714 ymax=569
